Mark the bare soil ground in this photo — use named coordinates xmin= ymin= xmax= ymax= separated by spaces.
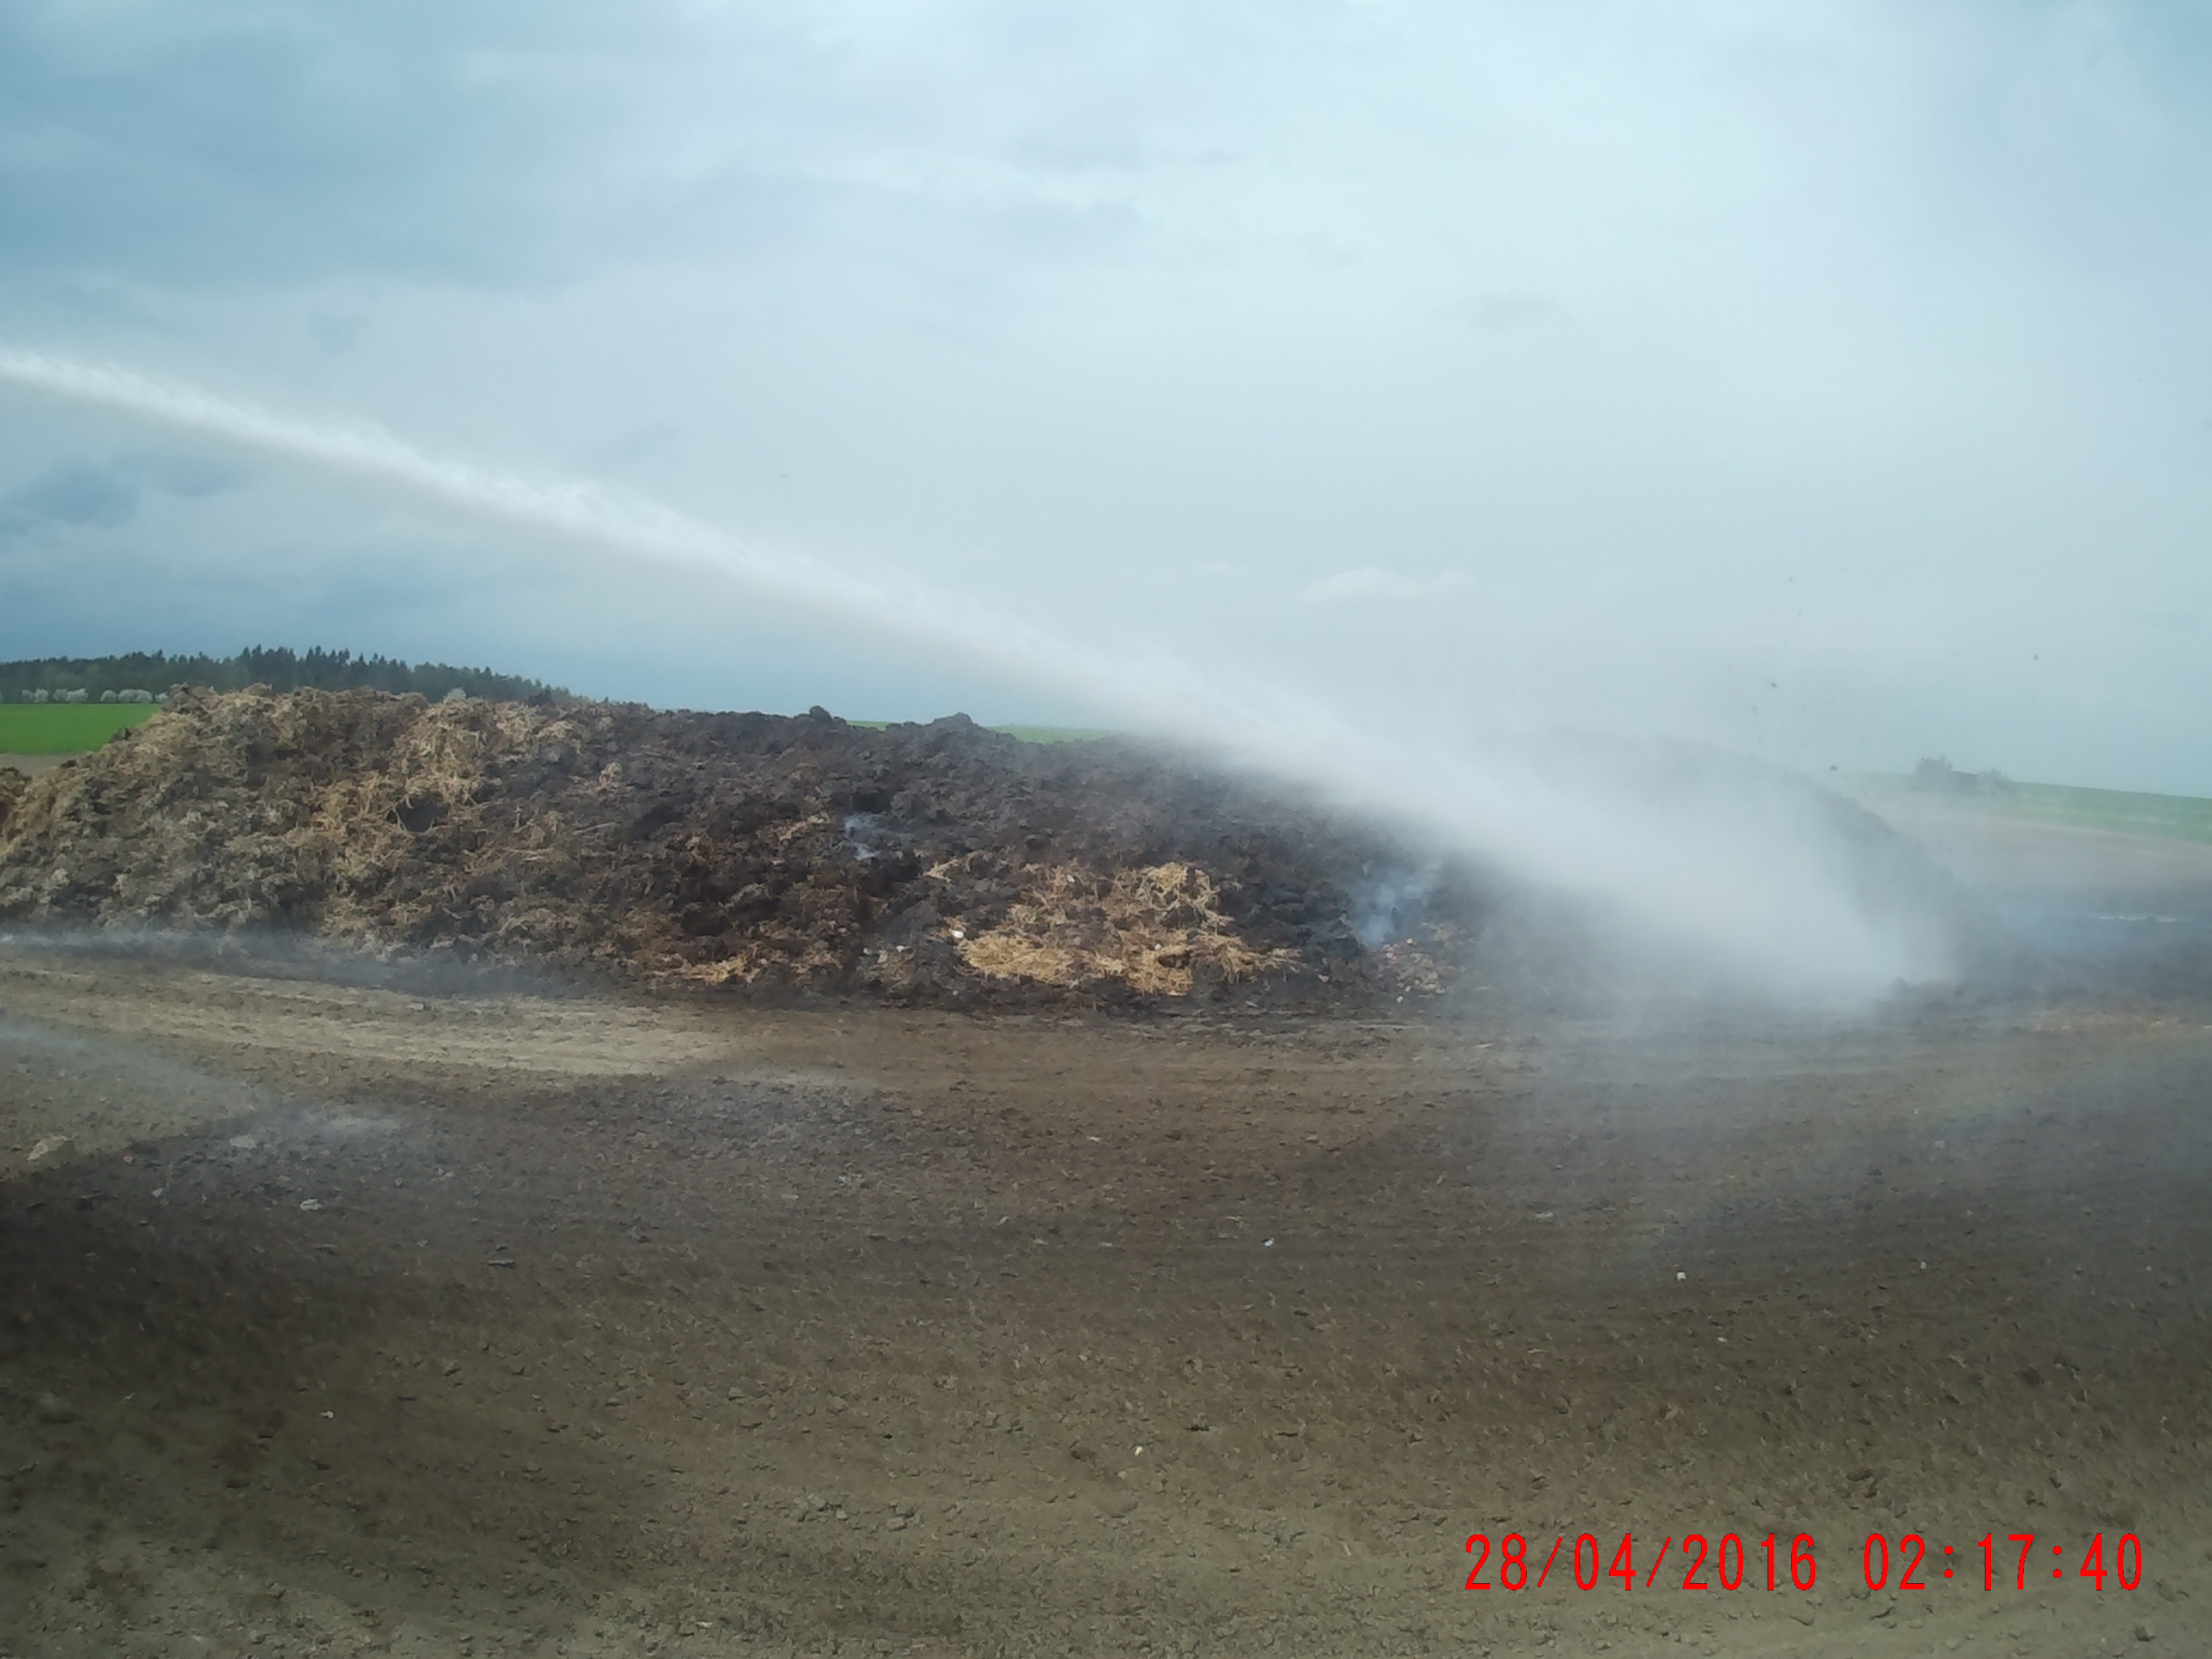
xmin=3 ymin=911 xmax=2209 ymax=1658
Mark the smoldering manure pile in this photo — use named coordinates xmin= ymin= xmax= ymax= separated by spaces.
xmin=0 ymin=688 xmax=1480 ymax=1007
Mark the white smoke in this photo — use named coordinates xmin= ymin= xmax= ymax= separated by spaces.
xmin=0 ymin=347 xmax=1957 ymax=1001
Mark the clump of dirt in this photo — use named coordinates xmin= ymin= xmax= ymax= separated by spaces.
xmin=0 ymin=687 xmax=1477 ymax=1008
xmin=0 ymin=765 xmax=26 ymax=835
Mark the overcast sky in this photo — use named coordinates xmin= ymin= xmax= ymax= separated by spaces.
xmin=1 ymin=1 xmax=2208 ymax=794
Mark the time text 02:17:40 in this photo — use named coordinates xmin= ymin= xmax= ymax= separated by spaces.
xmin=1463 ymin=1532 xmax=2147 ymax=1593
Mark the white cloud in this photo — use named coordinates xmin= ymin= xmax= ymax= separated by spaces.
xmin=1295 ymin=566 xmax=1475 ymax=607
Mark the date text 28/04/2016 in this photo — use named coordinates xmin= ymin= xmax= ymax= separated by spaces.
xmin=1463 ymin=1532 xmax=2146 ymax=1593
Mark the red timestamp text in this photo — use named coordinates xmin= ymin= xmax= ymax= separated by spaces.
xmin=1463 ymin=1531 xmax=2146 ymax=1594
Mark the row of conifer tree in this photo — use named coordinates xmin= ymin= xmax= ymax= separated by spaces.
xmin=4 ymin=647 xmax=563 ymax=703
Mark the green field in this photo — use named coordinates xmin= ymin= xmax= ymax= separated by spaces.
xmin=1859 ymin=775 xmax=2212 ymax=847
xmin=0 ymin=704 xmax=160 ymax=754
xmin=4 ymin=705 xmax=1109 ymax=757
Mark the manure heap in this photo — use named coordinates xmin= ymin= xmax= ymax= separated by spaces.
xmin=0 ymin=688 xmax=1472 ymax=1006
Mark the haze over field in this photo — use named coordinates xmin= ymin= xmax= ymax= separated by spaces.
xmin=2 ymin=2 xmax=2209 ymax=996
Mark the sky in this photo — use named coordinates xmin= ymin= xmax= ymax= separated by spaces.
xmin=1 ymin=0 xmax=2208 ymax=811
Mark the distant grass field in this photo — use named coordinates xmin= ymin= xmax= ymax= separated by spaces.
xmin=4 ymin=703 xmax=1104 ymax=759
xmin=0 ymin=704 xmax=159 ymax=755
xmin=1859 ymin=775 xmax=2212 ymax=847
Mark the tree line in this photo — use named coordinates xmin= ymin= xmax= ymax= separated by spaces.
xmin=4 ymin=647 xmax=566 ymax=703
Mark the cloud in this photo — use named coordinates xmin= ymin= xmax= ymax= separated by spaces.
xmin=120 ymin=450 xmax=245 ymax=498
xmin=0 ymin=449 xmax=244 ymax=541
xmin=1296 ymin=566 xmax=1475 ymax=607
xmin=0 ymin=3 xmax=648 ymax=288
xmin=0 ymin=2 xmax=1159 ymax=295
xmin=0 ymin=459 xmax=139 ymax=538
xmin=1459 ymin=292 xmax=1555 ymax=332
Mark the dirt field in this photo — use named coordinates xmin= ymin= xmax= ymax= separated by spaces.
xmin=3 ymin=815 xmax=2211 ymax=1657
